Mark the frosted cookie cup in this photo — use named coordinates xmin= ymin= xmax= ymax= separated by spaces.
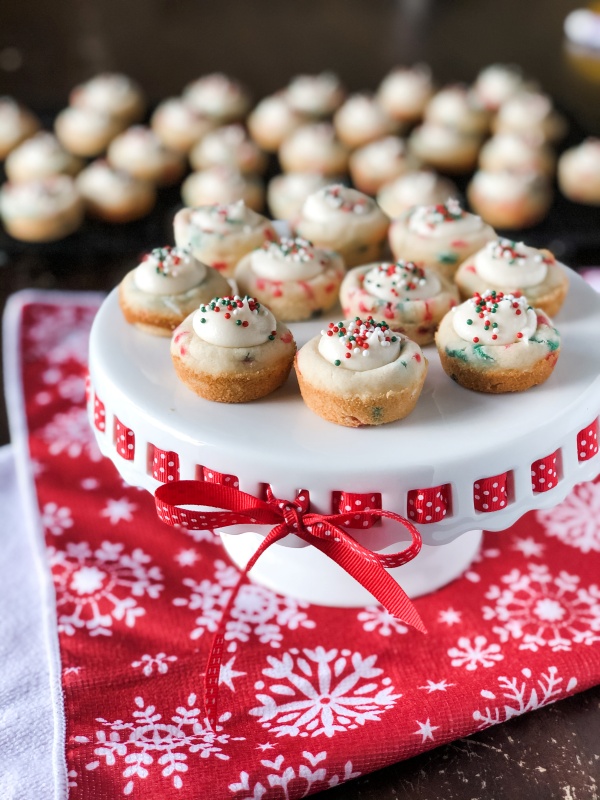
xmin=54 ymin=106 xmax=121 ymax=158
xmin=247 ymin=93 xmax=306 ymax=152
xmin=436 ymin=290 xmax=560 ymax=393
xmin=119 ymin=246 xmax=230 ymax=336
xmin=76 ymin=160 xmax=156 ymax=223
xmin=285 ymin=72 xmax=345 ymax=119
xmin=340 ymin=260 xmax=459 ymax=345
xmin=235 ymin=236 xmax=345 ymax=321
xmin=267 ymin=172 xmax=330 ymax=223
xmin=454 ymin=239 xmax=569 ymax=317
xmin=107 ymin=126 xmax=186 ymax=186
xmin=0 ymin=97 xmax=39 ymax=160
xmin=334 ymin=93 xmax=398 ymax=150
xmin=349 ymin=136 xmax=416 ymax=196
xmin=296 ymin=316 xmax=427 ymax=427
xmin=183 ymin=73 xmax=251 ymax=124
xmin=278 ymin=123 xmax=349 ymax=176
xmin=181 ymin=166 xmax=264 ymax=212
xmin=171 ymin=295 xmax=296 ymax=403
xmin=5 ymin=132 xmax=82 ymax=182
xmin=558 ymin=138 xmax=600 ymax=205
xmin=376 ymin=170 xmax=459 ymax=218
xmin=190 ymin=124 xmax=267 ymax=175
xmin=0 ymin=176 xmax=83 ymax=242
xmin=409 ymin=122 xmax=482 ymax=174
xmin=151 ymin=98 xmax=216 ymax=154
xmin=376 ymin=65 xmax=434 ymax=124
xmin=70 ymin=73 xmax=145 ymax=125
xmin=467 ymin=170 xmax=552 ymax=230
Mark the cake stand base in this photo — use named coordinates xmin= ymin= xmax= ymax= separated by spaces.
xmin=220 ymin=528 xmax=483 ymax=606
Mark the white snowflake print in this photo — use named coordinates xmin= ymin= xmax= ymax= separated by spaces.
xmin=40 ymin=501 xmax=73 ymax=536
xmin=27 ymin=305 xmax=96 ymax=365
xmin=229 ymin=750 xmax=360 ymax=798
xmin=220 ymin=656 xmax=246 ymax=692
xmin=512 ymin=536 xmax=545 ymax=559
xmin=83 ymin=694 xmax=244 ymax=795
xmin=413 ymin=718 xmax=439 ymax=742
xmin=438 ymin=607 xmax=462 ymax=626
xmin=132 ymin=653 xmax=178 ymax=677
xmin=49 ymin=540 xmax=163 ymax=636
xmin=174 ymin=559 xmax=316 ymax=652
xmin=250 ymin=646 xmax=401 ymax=738
xmin=419 ymin=679 xmax=454 ymax=693
xmin=357 ymin=605 xmax=408 ymax=637
xmin=483 ymin=564 xmax=600 ymax=652
xmin=473 ymin=666 xmax=578 ymax=729
xmin=174 ymin=548 xmax=200 ymax=567
xmin=41 ymin=407 xmax=102 ymax=462
xmin=447 ymin=636 xmax=504 ymax=671
xmin=100 ymin=497 xmax=138 ymax=525
xmin=537 ymin=482 xmax=600 ymax=554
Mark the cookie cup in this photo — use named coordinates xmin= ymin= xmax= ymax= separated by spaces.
xmin=171 ymin=316 xmax=296 ymax=403
xmin=119 ymin=267 xmax=230 ymax=336
xmin=467 ymin=172 xmax=552 ymax=230
xmin=295 ymin=334 xmax=427 ymax=427
xmin=295 ymin=206 xmax=389 ymax=268
xmin=435 ymin=308 xmax=560 ymax=393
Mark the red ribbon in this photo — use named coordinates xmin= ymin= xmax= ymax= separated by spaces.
xmin=155 ymin=480 xmax=426 ymax=729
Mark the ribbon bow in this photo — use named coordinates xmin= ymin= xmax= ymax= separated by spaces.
xmin=155 ymin=480 xmax=426 ymax=729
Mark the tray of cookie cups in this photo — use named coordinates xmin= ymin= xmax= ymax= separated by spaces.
xmin=173 ymin=200 xmax=275 ymax=279
xmin=388 ymin=199 xmax=496 ymax=281
xmin=118 ymin=246 xmax=230 ymax=336
xmin=296 ymin=316 xmax=427 ymax=427
xmin=171 ymin=295 xmax=296 ymax=403
xmin=454 ymin=239 xmax=569 ymax=318
xmin=340 ymin=260 xmax=458 ymax=345
xmin=436 ymin=290 xmax=560 ymax=393
xmin=295 ymin=183 xmax=389 ymax=268
xmin=234 ymin=236 xmax=345 ymax=322
xmin=466 ymin=169 xmax=553 ymax=229
xmin=0 ymin=175 xmax=84 ymax=242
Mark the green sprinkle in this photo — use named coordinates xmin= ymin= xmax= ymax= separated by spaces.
xmin=235 ymin=319 xmax=242 ymax=325
xmin=200 ymin=318 xmax=206 ymax=323
xmin=334 ymin=359 xmax=341 ymax=366
xmin=466 ymin=319 xmax=473 ymax=325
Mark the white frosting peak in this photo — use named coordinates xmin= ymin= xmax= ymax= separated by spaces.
xmin=303 ymin=184 xmax=375 ymax=220
xmin=363 ymin=261 xmax=441 ymax=301
xmin=474 ymin=238 xmax=552 ymax=287
xmin=192 ymin=295 xmax=277 ymax=347
xmin=183 ymin=73 xmax=248 ymax=117
xmin=407 ymin=199 xmax=484 ymax=238
xmin=133 ymin=247 xmax=207 ymax=295
xmin=251 ymin=237 xmax=329 ymax=281
xmin=188 ymin=200 xmax=262 ymax=234
xmin=318 ymin=317 xmax=402 ymax=371
xmin=74 ymin=73 xmax=140 ymax=115
xmin=452 ymin=291 xmax=537 ymax=345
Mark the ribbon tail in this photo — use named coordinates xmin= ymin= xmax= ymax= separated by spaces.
xmin=204 ymin=524 xmax=288 ymax=730
xmin=310 ymin=536 xmax=427 ymax=634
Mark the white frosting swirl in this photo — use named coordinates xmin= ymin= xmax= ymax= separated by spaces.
xmin=188 ymin=200 xmax=262 ymax=234
xmin=407 ymin=199 xmax=485 ymax=238
xmin=192 ymin=295 xmax=276 ymax=346
xmin=133 ymin=247 xmax=207 ymax=295
xmin=377 ymin=67 xmax=433 ymax=113
xmin=336 ymin=94 xmax=392 ymax=135
xmin=475 ymin=239 xmax=551 ymax=287
xmin=286 ymin=72 xmax=343 ymax=115
xmin=283 ymin=123 xmax=342 ymax=158
xmin=251 ymin=237 xmax=328 ymax=281
xmin=183 ymin=73 xmax=248 ymax=117
xmin=452 ymin=291 xmax=537 ymax=345
xmin=318 ymin=317 xmax=401 ymax=371
xmin=195 ymin=125 xmax=258 ymax=166
xmin=77 ymin=161 xmax=141 ymax=201
xmin=426 ymin=86 xmax=485 ymax=124
xmin=363 ymin=261 xmax=441 ymax=301
xmin=355 ymin=136 xmax=407 ymax=170
xmin=109 ymin=126 xmax=166 ymax=165
xmin=470 ymin=170 xmax=543 ymax=201
xmin=8 ymin=132 xmax=72 ymax=174
xmin=302 ymin=184 xmax=375 ymax=220
xmin=378 ymin=171 xmax=458 ymax=215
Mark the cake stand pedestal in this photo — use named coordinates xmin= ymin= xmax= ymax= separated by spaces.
xmin=88 ymin=267 xmax=600 ymax=605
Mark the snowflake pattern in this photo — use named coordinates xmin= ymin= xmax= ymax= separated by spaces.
xmin=250 ymin=646 xmax=400 ymax=738
xmin=49 ymin=540 xmax=164 ymax=636
xmin=537 ymin=482 xmax=600 ymax=554
xmin=447 ymin=636 xmax=504 ymax=671
xmin=83 ymin=694 xmax=244 ymax=795
xmin=357 ymin=605 xmax=408 ymax=637
xmin=100 ymin=498 xmax=138 ymax=525
xmin=512 ymin=536 xmax=545 ymax=559
xmin=132 ymin=653 xmax=178 ymax=677
xmin=41 ymin=407 xmax=102 ymax=462
xmin=473 ymin=666 xmax=578 ymax=729
xmin=26 ymin=304 xmax=96 ymax=365
xmin=438 ymin=608 xmax=462 ymax=626
xmin=40 ymin=501 xmax=74 ymax=536
xmin=483 ymin=564 xmax=600 ymax=652
xmin=229 ymin=751 xmax=360 ymax=799
xmin=173 ymin=560 xmax=316 ymax=652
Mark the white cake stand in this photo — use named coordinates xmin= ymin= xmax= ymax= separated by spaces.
xmin=88 ymin=267 xmax=600 ymax=606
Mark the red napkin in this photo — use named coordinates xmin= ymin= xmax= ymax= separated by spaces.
xmin=11 ymin=293 xmax=600 ymax=799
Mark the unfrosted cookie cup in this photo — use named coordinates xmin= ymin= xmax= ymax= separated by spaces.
xmin=558 ymin=138 xmax=600 ymax=205
xmin=454 ymin=238 xmax=569 ymax=317
xmin=181 ymin=167 xmax=265 ymax=212
xmin=0 ymin=175 xmax=84 ymax=242
xmin=70 ymin=73 xmax=145 ymax=125
xmin=5 ymin=132 xmax=83 ymax=182
xmin=388 ymin=199 xmax=496 ymax=280
xmin=173 ymin=200 xmax=275 ymax=277
xmin=296 ymin=316 xmax=427 ymax=427
xmin=182 ymin=73 xmax=251 ymax=124
xmin=409 ymin=123 xmax=482 ymax=174
xmin=436 ymin=290 xmax=560 ymax=393
xmin=190 ymin=124 xmax=267 ymax=175
xmin=295 ymin=184 xmax=390 ymax=268
xmin=119 ymin=246 xmax=230 ymax=336
xmin=76 ymin=160 xmax=156 ymax=223
xmin=334 ymin=93 xmax=398 ymax=150
xmin=0 ymin=97 xmax=40 ymax=160
xmin=171 ymin=295 xmax=296 ymax=403
xmin=479 ymin=132 xmax=555 ymax=177
xmin=278 ymin=123 xmax=349 ymax=176
xmin=376 ymin=65 xmax=434 ymax=124
xmin=247 ymin=93 xmax=306 ymax=152
xmin=151 ymin=98 xmax=216 ymax=154
xmin=467 ymin=170 xmax=552 ymax=230
xmin=340 ymin=260 xmax=459 ymax=345
xmin=107 ymin=126 xmax=186 ymax=186
xmin=267 ymin=172 xmax=330 ymax=223
xmin=54 ymin=106 xmax=122 ymax=158
xmin=349 ymin=136 xmax=416 ymax=195
xmin=235 ymin=236 xmax=345 ymax=321
xmin=285 ymin=72 xmax=345 ymax=118
xmin=376 ymin=170 xmax=459 ymax=218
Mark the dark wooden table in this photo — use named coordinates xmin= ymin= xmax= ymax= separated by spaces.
xmin=1 ymin=0 xmax=599 ymax=796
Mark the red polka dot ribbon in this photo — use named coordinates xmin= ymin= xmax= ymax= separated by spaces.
xmin=578 ymin=420 xmax=599 ymax=462
xmin=531 ymin=450 xmax=560 ymax=493
xmin=154 ymin=480 xmax=425 ymax=729
xmin=407 ymin=484 xmax=451 ymax=523
xmin=474 ymin=473 xmax=509 ymax=513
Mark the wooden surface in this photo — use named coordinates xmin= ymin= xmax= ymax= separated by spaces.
xmin=0 ymin=1 xmax=599 ymax=797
